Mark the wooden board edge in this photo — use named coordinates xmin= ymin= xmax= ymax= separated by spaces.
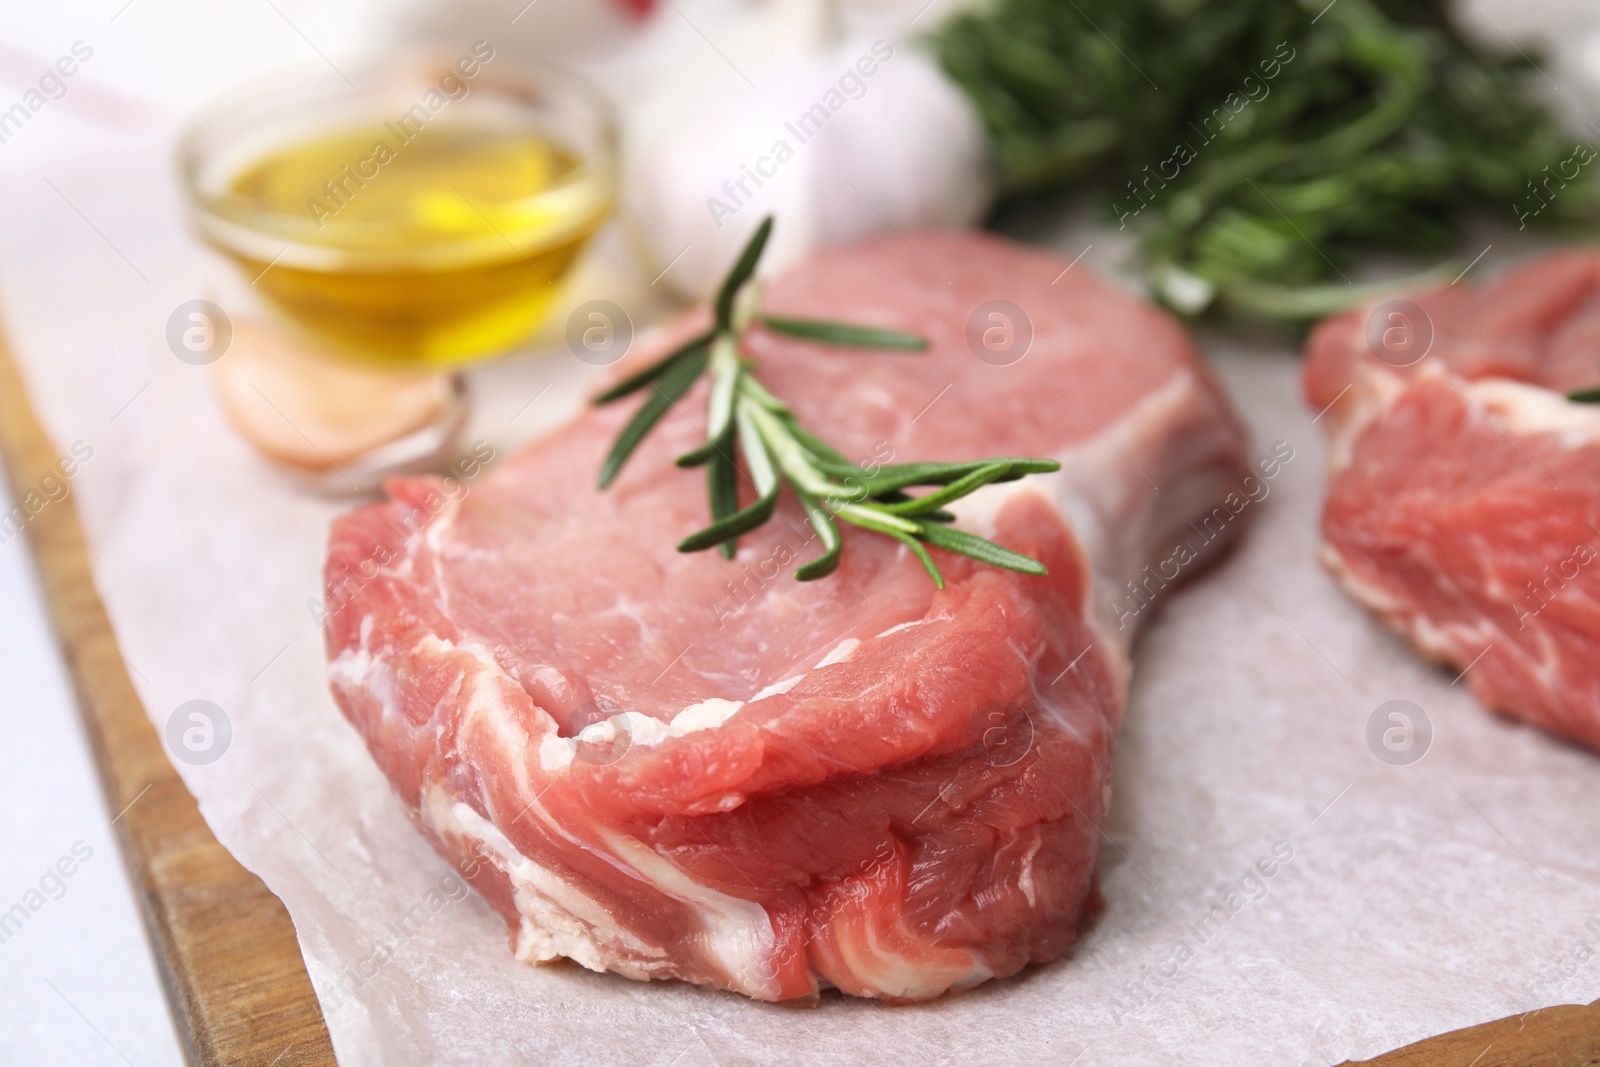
xmin=0 ymin=331 xmax=336 ymax=1066
xmin=1342 ymin=999 xmax=1600 ymax=1066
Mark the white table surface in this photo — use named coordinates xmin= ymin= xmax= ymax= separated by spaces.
xmin=1 ymin=2 xmax=1596 ymax=1065
xmin=0 ymin=484 xmax=184 ymax=1066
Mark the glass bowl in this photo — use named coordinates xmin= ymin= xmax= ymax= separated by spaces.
xmin=179 ymin=51 xmax=618 ymax=368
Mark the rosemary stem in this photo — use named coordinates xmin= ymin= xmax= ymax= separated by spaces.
xmin=745 ymin=401 xmax=845 ymax=499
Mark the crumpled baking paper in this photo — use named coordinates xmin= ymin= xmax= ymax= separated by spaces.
xmin=5 ymin=143 xmax=1599 ymax=1067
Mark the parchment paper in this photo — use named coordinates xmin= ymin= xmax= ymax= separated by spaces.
xmin=6 ymin=141 xmax=1600 ymax=1067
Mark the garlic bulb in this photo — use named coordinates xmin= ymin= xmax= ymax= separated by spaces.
xmin=620 ymin=26 xmax=992 ymax=298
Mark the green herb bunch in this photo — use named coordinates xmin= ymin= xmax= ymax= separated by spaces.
xmin=595 ymin=217 xmax=1060 ymax=586
xmin=937 ymin=0 xmax=1597 ymax=324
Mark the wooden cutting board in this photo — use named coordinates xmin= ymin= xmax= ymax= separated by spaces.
xmin=0 ymin=335 xmax=336 ymax=1067
xmin=0 ymin=332 xmax=1594 ymax=1066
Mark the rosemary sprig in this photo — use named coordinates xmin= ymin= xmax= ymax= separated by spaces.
xmin=935 ymin=0 xmax=1598 ymax=327
xmin=594 ymin=216 xmax=1060 ymax=587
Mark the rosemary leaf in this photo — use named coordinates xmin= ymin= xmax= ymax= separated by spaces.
xmin=677 ymin=487 xmax=779 ymax=552
xmin=888 ymin=529 xmax=946 ymax=589
xmin=792 ymin=487 xmax=843 ymax=581
xmin=859 ymin=458 xmax=1060 ymax=496
xmin=833 ymin=502 xmax=922 ymax=537
xmin=676 ymin=439 xmax=719 ymax=468
xmin=714 ymin=217 xmax=774 ymax=332
xmin=597 ymin=348 xmax=709 ymax=488
xmin=679 ymin=403 xmax=783 ymax=552
xmin=761 ymin=316 xmax=929 ymax=351
xmin=918 ymin=523 xmax=1048 ymax=576
xmin=876 ymin=492 xmax=958 ymax=524
xmin=738 ymin=374 xmax=790 ymax=414
xmin=1568 ymin=386 xmax=1600 ymax=404
xmin=876 ymin=463 xmax=1014 ymax=516
xmin=705 ymin=336 xmax=740 ymax=442
xmin=736 ymin=402 xmax=780 ymax=498
xmin=782 ymin=416 xmax=853 ymax=468
xmin=708 ymin=440 xmax=739 ymax=560
xmin=593 ymin=331 xmax=714 ymax=405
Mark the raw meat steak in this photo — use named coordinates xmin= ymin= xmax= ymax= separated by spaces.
xmin=1306 ymin=251 xmax=1600 ymax=752
xmin=324 ymin=230 xmax=1250 ymax=1001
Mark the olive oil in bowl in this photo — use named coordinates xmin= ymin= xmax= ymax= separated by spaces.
xmin=183 ymin=58 xmax=616 ymax=367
